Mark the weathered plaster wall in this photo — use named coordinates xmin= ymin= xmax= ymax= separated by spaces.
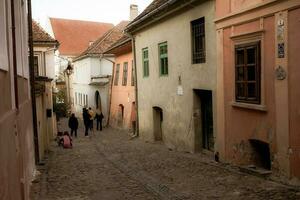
xmin=222 ymin=16 xmax=276 ymax=166
xmin=134 ymin=0 xmax=217 ymax=152
xmin=288 ymin=7 xmax=300 ymax=179
xmin=216 ymin=0 xmax=300 ymax=178
xmin=110 ymin=52 xmax=135 ymax=130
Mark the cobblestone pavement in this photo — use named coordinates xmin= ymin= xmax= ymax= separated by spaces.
xmin=31 ymin=118 xmax=300 ymax=200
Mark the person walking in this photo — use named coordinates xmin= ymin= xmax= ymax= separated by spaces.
xmin=130 ymin=102 xmax=137 ymax=137
xmin=95 ymin=110 xmax=104 ymax=131
xmin=83 ymin=108 xmax=90 ymax=137
xmin=68 ymin=113 xmax=79 ymax=138
xmin=88 ymin=107 xmax=95 ymax=131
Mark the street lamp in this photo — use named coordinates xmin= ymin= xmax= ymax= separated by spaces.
xmin=65 ymin=62 xmax=73 ymax=106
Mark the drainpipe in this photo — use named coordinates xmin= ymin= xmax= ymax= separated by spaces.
xmin=10 ymin=0 xmax=19 ymax=110
xmin=125 ymin=33 xmax=139 ymax=136
xmin=27 ymin=0 xmax=40 ymax=164
xmin=99 ymin=54 xmax=115 ymax=127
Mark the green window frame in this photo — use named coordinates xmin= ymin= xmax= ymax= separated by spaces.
xmin=122 ymin=62 xmax=128 ymax=86
xmin=114 ymin=64 xmax=120 ymax=86
xmin=159 ymin=42 xmax=168 ymax=76
xmin=142 ymin=48 xmax=149 ymax=77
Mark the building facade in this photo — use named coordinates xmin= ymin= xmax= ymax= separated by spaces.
xmin=32 ymin=20 xmax=59 ymax=162
xmin=0 ymin=0 xmax=36 ymax=199
xmin=72 ymin=21 xmax=129 ymax=125
xmin=106 ymin=36 xmax=136 ymax=130
xmin=126 ymin=0 xmax=217 ymax=152
xmin=215 ymin=0 xmax=300 ymax=179
xmin=48 ymin=18 xmax=114 ymax=107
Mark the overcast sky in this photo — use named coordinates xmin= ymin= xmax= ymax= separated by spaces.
xmin=32 ymin=0 xmax=152 ymax=25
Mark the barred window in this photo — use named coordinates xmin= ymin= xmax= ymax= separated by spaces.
xmin=191 ymin=17 xmax=205 ymax=64
xmin=235 ymin=42 xmax=261 ymax=104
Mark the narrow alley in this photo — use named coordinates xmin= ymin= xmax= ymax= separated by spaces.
xmin=30 ymin=119 xmax=299 ymax=200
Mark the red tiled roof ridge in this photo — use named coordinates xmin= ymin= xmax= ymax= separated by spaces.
xmin=49 ymin=17 xmax=113 ymax=26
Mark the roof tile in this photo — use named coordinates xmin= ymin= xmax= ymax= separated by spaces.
xmin=50 ymin=18 xmax=114 ymax=56
xmin=76 ymin=21 xmax=129 ymax=60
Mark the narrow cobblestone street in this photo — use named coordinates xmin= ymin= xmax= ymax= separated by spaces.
xmin=30 ymin=119 xmax=300 ymax=200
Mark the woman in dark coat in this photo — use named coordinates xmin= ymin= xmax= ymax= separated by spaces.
xmin=68 ymin=113 xmax=79 ymax=137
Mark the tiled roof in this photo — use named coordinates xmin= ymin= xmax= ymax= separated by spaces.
xmin=104 ymin=35 xmax=131 ymax=54
xmin=32 ymin=20 xmax=57 ymax=44
xmin=75 ymin=21 xmax=129 ymax=61
xmin=50 ymin=18 xmax=114 ymax=56
xmin=133 ymin=0 xmax=169 ymax=22
xmin=126 ymin=0 xmax=198 ymax=32
xmin=126 ymin=0 xmax=169 ymax=31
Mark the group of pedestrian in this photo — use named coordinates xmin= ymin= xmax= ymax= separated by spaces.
xmin=67 ymin=107 xmax=104 ymax=138
xmin=82 ymin=107 xmax=104 ymax=137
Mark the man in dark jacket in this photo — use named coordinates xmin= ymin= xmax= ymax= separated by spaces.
xmin=95 ymin=110 xmax=104 ymax=131
xmin=83 ymin=108 xmax=90 ymax=136
xmin=68 ymin=113 xmax=79 ymax=137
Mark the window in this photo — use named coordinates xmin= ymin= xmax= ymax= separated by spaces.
xmin=83 ymin=94 xmax=86 ymax=106
xmin=159 ymin=42 xmax=168 ymax=75
xmin=235 ymin=42 xmax=261 ymax=104
xmin=114 ymin=64 xmax=120 ymax=86
xmin=0 ymin=0 xmax=8 ymax=71
xmin=122 ymin=62 xmax=128 ymax=86
xmin=85 ymin=95 xmax=88 ymax=107
xmin=191 ymin=17 xmax=205 ymax=64
xmin=142 ymin=48 xmax=149 ymax=77
xmin=33 ymin=56 xmax=39 ymax=76
xmin=131 ymin=60 xmax=135 ymax=86
xmin=75 ymin=92 xmax=77 ymax=105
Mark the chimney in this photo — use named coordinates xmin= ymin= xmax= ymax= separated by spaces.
xmin=130 ymin=4 xmax=138 ymax=21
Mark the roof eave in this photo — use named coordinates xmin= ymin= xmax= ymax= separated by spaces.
xmin=126 ymin=0 xmax=201 ymax=34
xmin=104 ymin=38 xmax=132 ymax=54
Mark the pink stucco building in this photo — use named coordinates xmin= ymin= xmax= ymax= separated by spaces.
xmin=106 ymin=36 xmax=136 ymax=130
xmin=215 ymin=0 xmax=300 ymax=179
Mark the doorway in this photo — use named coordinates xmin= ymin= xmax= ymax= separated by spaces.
xmin=250 ymin=139 xmax=271 ymax=170
xmin=153 ymin=107 xmax=163 ymax=141
xmin=95 ymin=91 xmax=101 ymax=110
xmin=118 ymin=104 xmax=124 ymax=127
xmin=194 ymin=90 xmax=214 ymax=151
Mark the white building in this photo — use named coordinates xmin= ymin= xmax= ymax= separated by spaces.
xmin=47 ymin=18 xmax=114 ymax=105
xmin=72 ymin=21 xmax=129 ymax=124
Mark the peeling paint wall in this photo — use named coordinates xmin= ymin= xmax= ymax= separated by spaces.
xmin=134 ymin=1 xmax=217 ymax=152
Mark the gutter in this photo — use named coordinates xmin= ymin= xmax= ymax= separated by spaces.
xmin=27 ymin=0 xmax=40 ymax=164
xmin=125 ymin=33 xmax=139 ymax=136
xmin=99 ymin=54 xmax=115 ymax=127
